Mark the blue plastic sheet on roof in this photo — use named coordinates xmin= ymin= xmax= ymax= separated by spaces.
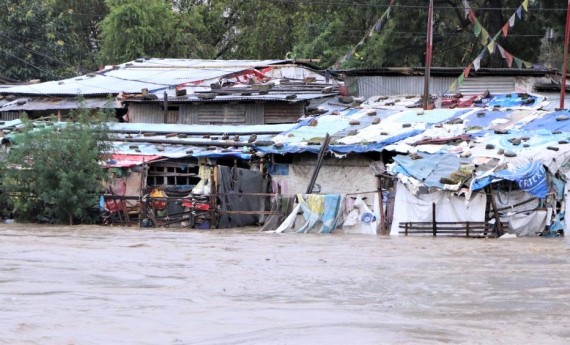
xmin=395 ymin=109 xmax=471 ymax=124
xmin=191 ymin=151 xmax=252 ymax=160
xmin=471 ymin=161 xmax=548 ymax=198
xmin=256 ymin=129 xmax=424 ymax=155
xmin=487 ymin=93 xmax=540 ymax=108
xmin=463 ymin=109 xmax=512 ymax=129
xmin=521 ymin=110 xmax=570 ymax=132
xmin=482 ymin=129 xmax=567 ymax=153
xmin=276 ymin=116 xmax=349 ymax=144
xmin=392 ymin=152 xmax=461 ymax=189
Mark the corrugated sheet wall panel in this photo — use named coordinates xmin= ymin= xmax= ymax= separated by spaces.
xmin=458 ymin=76 xmax=516 ymax=95
xmin=166 ymin=110 xmax=178 ymax=124
xmin=129 ymin=104 xmax=163 ymax=123
xmin=197 ymin=104 xmax=246 ymax=124
xmin=346 ymin=76 xmax=456 ymax=98
xmin=346 ymin=75 xmax=516 ymax=98
xmin=179 ymin=104 xmax=198 ymax=124
xmin=245 ymin=103 xmax=264 ymax=125
xmin=0 ymin=112 xmax=20 ymax=121
xmin=264 ymin=103 xmax=304 ymax=124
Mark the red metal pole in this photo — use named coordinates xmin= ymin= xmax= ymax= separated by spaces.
xmin=560 ymin=0 xmax=570 ymax=109
xmin=423 ymin=0 xmax=434 ymax=110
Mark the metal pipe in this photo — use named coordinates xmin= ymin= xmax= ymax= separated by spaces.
xmin=423 ymin=0 xmax=434 ymax=110
xmin=560 ymin=0 xmax=570 ymax=109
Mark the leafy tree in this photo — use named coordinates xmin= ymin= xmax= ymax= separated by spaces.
xmin=1 ymin=106 xmax=112 ymax=225
xmin=0 ymin=0 xmax=88 ymax=81
xmin=54 ymin=0 xmax=109 ymax=73
xmin=339 ymin=0 xmax=557 ymax=69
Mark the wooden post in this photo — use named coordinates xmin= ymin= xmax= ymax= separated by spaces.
xmin=163 ymin=91 xmax=168 ymax=123
xmin=432 ymin=202 xmax=437 ymax=236
xmin=405 ymin=223 xmax=408 ymax=236
xmin=466 ymin=221 xmax=470 ymax=237
xmin=138 ymin=160 xmax=147 ymax=228
xmin=377 ymin=176 xmax=386 ymax=235
xmin=423 ymin=0 xmax=434 ymax=110
xmin=209 ymin=166 xmax=216 ymax=229
xmin=487 ymin=186 xmax=504 ymax=237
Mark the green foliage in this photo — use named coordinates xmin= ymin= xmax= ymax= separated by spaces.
xmin=0 ymin=0 xmax=97 ymax=81
xmin=341 ymin=0 xmax=554 ymax=69
xmin=99 ymin=0 xmax=175 ymax=63
xmin=1 ymin=105 xmax=112 ymax=225
xmin=1 ymin=0 xmax=569 ymax=77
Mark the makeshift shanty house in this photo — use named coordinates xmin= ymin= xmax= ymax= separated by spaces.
xmin=4 ymin=83 xmax=570 ymax=237
xmin=256 ymin=90 xmax=570 ymax=237
xmin=335 ymin=67 xmax=558 ymax=98
xmin=0 ymin=59 xmax=339 ymax=123
xmin=99 ymin=122 xmax=295 ymax=228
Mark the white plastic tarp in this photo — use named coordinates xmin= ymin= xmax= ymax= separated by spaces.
xmin=390 ymin=181 xmax=487 ymax=235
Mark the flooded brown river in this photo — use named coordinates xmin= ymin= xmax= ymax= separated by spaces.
xmin=1 ymin=224 xmax=570 ymax=344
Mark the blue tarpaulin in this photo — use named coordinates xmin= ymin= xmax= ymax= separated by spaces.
xmin=395 ymin=109 xmax=471 ymax=124
xmin=392 ymin=152 xmax=461 ymax=189
xmin=487 ymin=93 xmax=541 ymax=108
xmin=471 ymin=161 xmax=548 ymax=198
xmin=464 ymin=109 xmax=513 ymax=128
xmin=256 ymin=129 xmax=424 ymax=154
xmin=521 ymin=110 xmax=570 ymax=132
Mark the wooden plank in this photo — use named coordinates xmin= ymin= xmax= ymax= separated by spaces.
xmin=218 ymin=211 xmax=280 ymax=215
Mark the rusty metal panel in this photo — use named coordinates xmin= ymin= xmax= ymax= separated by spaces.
xmin=245 ymin=103 xmax=264 ymax=125
xmin=129 ymin=103 xmax=163 ymax=123
xmin=166 ymin=109 xmax=178 ymax=124
xmin=264 ymin=103 xmax=304 ymax=124
xmin=0 ymin=112 xmax=19 ymax=121
xmin=197 ymin=104 xmax=246 ymax=124
xmin=178 ymin=104 xmax=198 ymax=124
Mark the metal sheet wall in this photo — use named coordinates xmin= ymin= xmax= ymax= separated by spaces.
xmin=458 ymin=76 xmax=516 ymax=95
xmin=345 ymin=75 xmax=516 ymax=98
xmin=0 ymin=112 xmax=20 ymax=121
xmin=264 ymin=103 xmax=304 ymax=124
xmin=129 ymin=103 xmax=163 ymax=124
xmin=197 ymin=104 xmax=246 ymax=124
xmin=131 ymin=102 xmax=303 ymax=125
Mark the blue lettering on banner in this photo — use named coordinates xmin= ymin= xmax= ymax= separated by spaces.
xmin=507 ymin=162 xmax=548 ymax=198
xmin=471 ymin=161 xmax=548 ymax=198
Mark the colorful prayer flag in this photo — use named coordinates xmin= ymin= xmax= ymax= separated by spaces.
xmin=464 ymin=65 xmax=471 ymax=78
xmin=474 ymin=21 xmax=482 ymax=36
xmin=502 ymin=23 xmax=509 ymax=37
xmin=473 ymin=54 xmax=482 ymax=70
xmin=509 ymin=14 xmax=516 ymax=27
xmin=468 ymin=9 xmax=477 ymax=23
xmin=505 ymin=50 xmax=513 ymax=67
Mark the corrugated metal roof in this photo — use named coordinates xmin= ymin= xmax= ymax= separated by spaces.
xmin=125 ymin=93 xmax=335 ymax=103
xmin=0 ymin=97 xmax=114 ymax=111
xmin=0 ymin=58 xmax=291 ymax=96
xmin=335 ymin=66 xmax=556 ymax=77
xmin=109 ymin=122 xmax=295 ymax=135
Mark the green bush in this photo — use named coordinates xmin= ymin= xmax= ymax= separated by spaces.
xmin=1 ymin=106 xmax=112 ymax=225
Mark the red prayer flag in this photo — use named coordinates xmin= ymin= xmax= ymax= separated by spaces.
xmin=468 ymin=9 xmax=477 ymax=24
xmin=502 ymin=23 xmax=509 ymax=37
xmin=464 ymin=65 xmax=471 ymax=78
xmin=504 ymin=51 xmax=513 ymax=68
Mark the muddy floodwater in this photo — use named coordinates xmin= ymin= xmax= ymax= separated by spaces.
xmin=1 ymin=224 xmax=570 ymax=345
